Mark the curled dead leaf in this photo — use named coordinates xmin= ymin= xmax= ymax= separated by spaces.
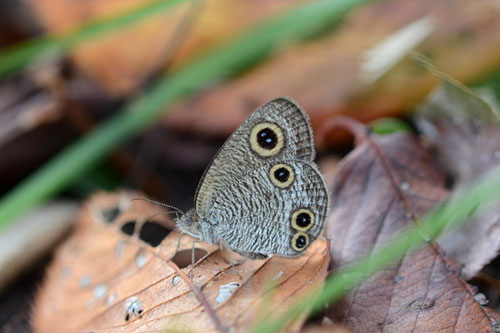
xmin=33 ymin=191 xmax=328 ymax=332
xmin=324 ymin=119 xmax=500 ymax=332
xmin=415 ymin=73 xmax=500 ymax=279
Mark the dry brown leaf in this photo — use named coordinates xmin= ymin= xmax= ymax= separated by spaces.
xmin=33 ymin=191 xmax=328 ymax=333
xmin=27 ymin=0 xmax=306 ymax=96
xmin=164 ymin=0 xmax=500 ymax=145
xmin=415 ymin=76 xmax=500 ymax=279
xmin=324 ymin=119 xmax=500 ymax=332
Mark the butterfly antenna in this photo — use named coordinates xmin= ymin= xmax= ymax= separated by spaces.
xmin=131 ymin=198 xmax=185 ymax=216
xmin=145 ymin=211 xmax=182 ymax=222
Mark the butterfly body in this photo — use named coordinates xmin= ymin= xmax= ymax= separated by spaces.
xmin=176 ymin=97 xmax=329 ymax=258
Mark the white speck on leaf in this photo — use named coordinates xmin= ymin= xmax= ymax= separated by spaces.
xmin=107 ymin=292 xmax=116 ymax=306
xmin=115 ymin=240 xmax=125 ymax=258
xmin=474 ymin=293 xmax=489 ymax=306
xmin=136 ymin=252 xmax=147 ymax=268
xmin=125 ymin=296 xmax=143 ymax=321
xmin=93 ymin=284 xmax=108 ymax=299
xmin=80 ymin=275 xmax=91 ymax=288
xmin=215 ymin=282 xmax=241 ymax=304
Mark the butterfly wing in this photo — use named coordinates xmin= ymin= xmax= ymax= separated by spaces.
xmin=194 ymin=97 xmax=315 ymax=215
xmin=204 ymin=159 xmax=329 ymax=257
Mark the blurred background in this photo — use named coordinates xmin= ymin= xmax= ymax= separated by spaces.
xmin=1 ymin=0 xmax=500 ymax=331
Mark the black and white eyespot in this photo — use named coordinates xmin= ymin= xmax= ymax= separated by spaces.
xmin=291 ymin=208 xmax=314 ymax=231
xmin=249 ymin=122 xmax=284 ymax=157
xmin=291 ymin=232 xmax=309 ymax=252
xmin=269 ymin=163 xmax=295 ymax=188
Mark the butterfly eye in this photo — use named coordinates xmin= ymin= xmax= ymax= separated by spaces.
xmin=250 ymin=122 xmax=284 ymax=157
xmin=291 ymin=209 xmax=314 ymax=231
xmin=269 ymin=163 xmax=295 ymax=188
xmin=291 ymin=232 xmax=309 ymax=252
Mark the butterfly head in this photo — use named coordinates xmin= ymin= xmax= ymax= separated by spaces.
xmin=175 ymin=209 xmax=201 ymax=239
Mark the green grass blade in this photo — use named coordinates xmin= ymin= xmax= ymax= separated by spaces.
xmin=371 ymin=117 xmax=413 ymax=134
xmin=252 ymin=167 xmax=500 ymax=332
xmin=0 ymin=0 xmax=185 ymax=77
xmin=0 ymin=0 xmax=371 ymax=230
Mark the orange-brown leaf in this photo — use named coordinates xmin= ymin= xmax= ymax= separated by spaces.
xmin=33 ymin=191 xmax=328 ymax=333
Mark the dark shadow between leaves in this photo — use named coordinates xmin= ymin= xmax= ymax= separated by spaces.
xmin=171 ymin=248 xmax=209 ymax=269
xmin=121 ymin=221 xmax=136 ymax=236
xmin=138 ymin=221 xmax=172 ymax=247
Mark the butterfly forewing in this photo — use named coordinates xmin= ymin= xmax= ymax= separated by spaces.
xmin=194 ymin=97 xmax=315 ymax=215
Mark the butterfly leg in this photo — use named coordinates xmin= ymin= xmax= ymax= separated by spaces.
xmin=191 ymin=239 xmax=196 ymax=268
xmin=219 ymin=241 xmax=243 ymax=279
xmin=174 ymin=231 xmax=184 ymax=258
xmin=185 ymin=239 xmax=203 ymax=278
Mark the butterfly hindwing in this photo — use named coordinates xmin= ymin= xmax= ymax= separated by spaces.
xmin=205 ymin=159 xmax=329 ymax=257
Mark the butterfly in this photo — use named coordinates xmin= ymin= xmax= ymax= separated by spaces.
xmin=176 ymin=97 xmax=329 ymax=259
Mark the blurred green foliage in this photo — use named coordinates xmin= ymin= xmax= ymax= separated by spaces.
xmin=371 ymin=117 xmax=413 ymax=134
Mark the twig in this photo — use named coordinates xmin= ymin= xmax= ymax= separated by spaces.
xmin=155 ymin=251 xmax=227 ymax=333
